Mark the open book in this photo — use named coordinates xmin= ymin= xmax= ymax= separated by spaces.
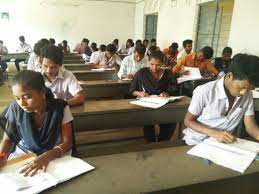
xmin=130 ymin=95 xmax=183 ymax=109
xmin=0 ymin=155 xmax=95 ymax=194
xmin=187 ymin=137 xmax=259 ymax=173
xmin=177 ymin=66 xmax=202 ymax=84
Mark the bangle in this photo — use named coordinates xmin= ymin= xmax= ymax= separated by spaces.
xmin=0 ymin=152 xmax=7 ymax=159
xmin=54 ymin=146 xmax=64 ymax=157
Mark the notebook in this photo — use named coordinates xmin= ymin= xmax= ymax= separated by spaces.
xmin=177 ymin=66 xmax=202 ymax=84
xmin=0 ymin=154 xmax=95 ymax=194
xmin=187 ymin=137 xmax=259 ymax=173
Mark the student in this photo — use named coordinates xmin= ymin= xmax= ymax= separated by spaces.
xmin=112 ymin=39 xmax=119 ymax=50
xmin=172 ymin=46 xmax=218 ymax=76
xmin=213 ymin=47 xmax=233 ymax=78
xmin=129 ymin=50 xmax=177 ymax=142
xmin=177 ymin=39 xmax=193 ymax=61
xmin=95 ymin=44 xmax=122 ymax=68
xmin=0 ymin=70 xmax=73 ymax=176
xmin=75 ymin=38 xmax=90 ymax=55
xmin=89 ymin=42 xmax=100 ymax=64
xmin=126 ymin=39 xmax=134 ymax=55
xmin=27 ymin=39 xmax=49 ymax=72
xmin=135 ymin=39 xmax=142 ymax=47
xmin=150 ymin=38 xmax=160 ymax=50
xmin=118 ymin=43 xmax=148 ymax=79
xmin=61 ymin=40 xmax=70 ymax=54
xmin=49 ymin=38 xmax=56 ymax=46
xmin=143 ymin=39 xmax=149 ymax=48
xmin=0 ymin=40 xmax=8 ymax=72
xmin=41 ymin=45 xmax=85 ymax=106
xmin=99 ymin=44 xmax=106 ymax=52
xmin=163 ymin=43 xmax=179 ymax=67
xmin=183 ymin=54 xmax=259 ymax=145
xmin=15 ymin=36 xmax=32 ymax=71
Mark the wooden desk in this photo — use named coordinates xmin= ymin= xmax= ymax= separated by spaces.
xmin=80 ymin=80 xmax=131 ymax=99
xmin=73 ymin=70 xmax=118 ymax=81
xmin=63 ymin=59 xmax=85 ymax=64
xmin=64 ymin=64 xmax=95 ymax=71
xmin=46 ymin=146 xmax=259 ymax=194
xmin=5 ymin=53 xmax=29 ymax=60
xmin=70 ymin=97 xmax=190 ymax=132
xmin=63 ymin=55 xmax=82 ymax=60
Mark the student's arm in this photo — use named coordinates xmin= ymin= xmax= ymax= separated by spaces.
xmin=244 ymin=115 xmax=259 ymax=141
xmin=206 ymin=62 xmax=219 ymax=76
xmin=0 ymin=133 xmax=14 ymax=167
xmin=20 ymin=121 xmax=73 ymax=176
xmin=129 ymin=71 xmax=149 ymax=97
xmin=172 ymin=56 xmax=186 ymax=74
xmin=67 ymin=90 xmax=85 ymax=106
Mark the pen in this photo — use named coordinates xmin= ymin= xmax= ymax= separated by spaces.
xmin=141 ymin=85 xmax=146 ymax=92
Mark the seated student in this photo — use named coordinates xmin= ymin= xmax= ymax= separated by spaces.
xmin=61 ymin=40 xmax=70 ymax=54
xmin=95 ymin=44 xmax=122 ymax=69
xmin=177 ymin=39 xmax=193 ymax=61
xmin=143 ymin=39 xmax=149 ymax=48
xmin=135 ymin=39 xmax=142 ymax=47
xmin=99 ymin=44 xmax=106 ymax=53
xmin=164 ymin=43 xmax=179 ymax=67
xmin=27 ymin=39 xmax=49 ymax=72
xmin=49 ymin=38 xmax=56 ymax=46
xmin=173 ymin=46 xmax=218 ymax=76
xmin=213 ymin=47 xmax=233 ymax=78
xmin=150 ymin=38 xmax=160 ymax=50
xmin=75 ymin=38 xmax=90 ymax=55
xmin=89 ymin=42 xmax=100 ymax=64
xmin=0 ymin=40 xmax=8 ymax=72
xmin=183 ymin=54 xmax=259 ymax=145
xmin=118 ymin=43 xmax=148 ymax=79
xmin=40 ymin=45 xmax=85 ymax=106
xmin=15 ymin=36 xmax=32 ymax=71
xmin=0 ymin=70 xmax=73 ymax=176
xmin=129 ymin=51 xmax=177 ymax=142
xmin=126 ymin=39 xmax=135 ymax=55
xmin=113 ymin=39 xmax=126 ymax=54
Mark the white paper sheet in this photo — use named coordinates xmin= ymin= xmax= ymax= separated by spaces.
xmin=177 ymin=66 xmax=202 ymax=83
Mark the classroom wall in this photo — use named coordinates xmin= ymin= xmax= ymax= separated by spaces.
xmin=0 ymin=0 xmax=136 ymax=52
xmin=228 ymin=0 xmax=259 ymax=56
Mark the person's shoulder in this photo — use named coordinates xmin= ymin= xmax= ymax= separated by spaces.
xmin=61 ymin=67 xmax=75 ymax=79
xmin=194 ymin=79 xmax=218 ymax=95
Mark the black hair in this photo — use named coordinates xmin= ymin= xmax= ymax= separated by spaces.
xmin=49 ymin=38 xmax=56 ymax=45
xmin=113 ymin=39 xmax=119 ymax=45
xmin=171 ymin=42 xmax=178 ymax=50
xmin=40 ymin=45 xmax=63 ymax=65
xmin=34 ymin=40 xmax=49 ymax=55
xmin=106 ymin=44 xmax=117 ymax=54
xmin=91 ymin=42 xmax=98 ymax=52
xmin=151 ymin=39 xmax=156 ymax=43
xmin=143 ymin=39 xmax=149 ymax=43
xmin=19 ymin=36 xmax=25 ymax=42
xmin=40 ymin=38 xmax=49 ymax=45
xmin=126 ymin=39 xmax=134 ymax=48
xmin=135 ymin=39 xmax=142 ymax=46
xmin=183 ymin=39 xmax=193 ymax=48
xmin=62 ymin=40 xmax=68 ymax=46
xmin=228 ymin=54 xmax=259 ymax=86
xmin=148 ymin=45 xmax=158 ymax=56
xmin=168 ymin=44 xmax=178 ymax=56
xmin=0 ymin=40 xmax=3 ymax=44
xmin=82 ymin=38 xmax=89 ymax=44
xmin=223 ymin=47 xmax=232 ymax=54
xmin=99 ymin=44 xmax=106 ymax=52
xmin=134 ymin=43 xmax=146 ymax=56
xmin=200 ymin=46 xmax=214 ymax=59
xmin=149 ymin=50 xmax=164 ymax=63
xmin=11 ymin=70 xmax=54 ymax=99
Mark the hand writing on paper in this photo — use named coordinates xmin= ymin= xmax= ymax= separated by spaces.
xmin=159 ymin=92 xmax=169 ymax=98
xmin=139 ymin=91 xmax=149 ymax=98
xmin=178 ymin=67 xmax=189 ymax=76
xmin=213 ymin=131 xmax=236 ymax=144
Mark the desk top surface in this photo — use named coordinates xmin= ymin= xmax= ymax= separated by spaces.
xmin=46 ymin=145 xmax=259 ymax=194
xmin=79 ymin=79 xmax=131 ymax=86
xmin=71 ymin=97 xmax=190 ymax=115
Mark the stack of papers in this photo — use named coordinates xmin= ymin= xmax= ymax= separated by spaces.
xmin=0 ymin=155 xmax=95 ymax=194
xmin=187 ymin=137 xmax=259 ymax=173
xmin=130 ymin=96 xmax=183 ymax=109
xmin=91 ymin=68 xmax=113 ymax=72
xmin=177 ymin=66 xmax=202 ymax=83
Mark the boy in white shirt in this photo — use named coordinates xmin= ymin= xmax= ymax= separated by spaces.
xmin=118 ymin=43 xmax=148 ymax=79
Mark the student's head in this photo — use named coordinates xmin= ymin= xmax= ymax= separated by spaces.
xmin=105 ymin=44 xmax=117 ymax=59
xmin=113 ymin=39 xmax=119 ymax=45
xmin=197 ymin=46 xmax=214 ymax=61
xmin=168 ymin=42 xmax=178 ymax=55
xmin=225 ymin=54 xmax=259 ymax=97
xmin=150 ymin=39 xmax=157 ymax=47
xmin=19 ymin=36 xmax=25 ymax=43
xmin=133 ymin=44 xmax=146 ymax=62
xmin=49 ymin=38 xmax=56 ymax=46
xmin=81 ymin=38 xmax=89 ymax=46
xmin=11 ymin=70 xmax=52 ymax=113
xmin=143 ymin=39 xmax=149 ymax=48
xmin=91 ymin=42 xmax=98 ymax=52
xmin=222 ymin=47 xmax=232 ymax=61
xmin=33 ymin=40 xmax=50 ymax=64
xmin=99 ymin=44 xmax=106 ymax=52
xmin=41 ymin=45 xmax=63 ymax=79
xmin=0 ymin=40 xmax=3 ymax=45
xmin=182 ymin=39 xmax=193 ymax=54
xmin=135 ymin=39 xmax=142 ymax=47
xmin=126 ymin=39 xmax=134 ymax=47
xmin=62 ymin=40 xmax=68 ymax=47
xmin=147 ymin=45 xmax=158 ymax=56
xmin=148 ymin=50 xmax=164 ymax=74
